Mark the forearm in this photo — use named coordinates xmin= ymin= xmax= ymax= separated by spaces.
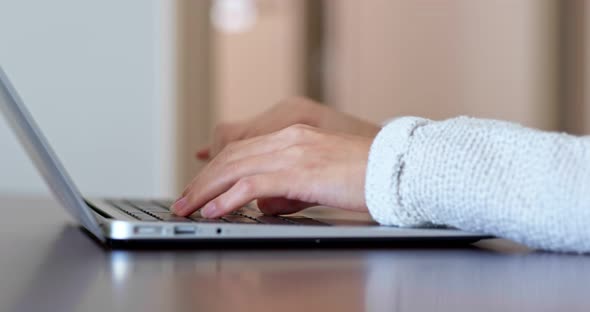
xmin=365 ymin=116 xmax=590 ymax=253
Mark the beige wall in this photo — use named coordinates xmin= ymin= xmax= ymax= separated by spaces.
xmin=212 ymin=0 xmax=307 ymax=122
xmin=324 ymin=0 xmax=560 ymax=130
xmin=560 ymin=0 xmax=590 ymax=135
xmin=175 ymin=0 xmax=213 ymax=190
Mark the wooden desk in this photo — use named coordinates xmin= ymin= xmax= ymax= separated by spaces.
xmin=0 ymin=196 xmax=588 ymax=312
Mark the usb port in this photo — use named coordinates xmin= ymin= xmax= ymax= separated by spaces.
xmin=174 ymin=225 xmax=196 ymax=235
xmin=134 ymin=226 xmax=162 ymax=235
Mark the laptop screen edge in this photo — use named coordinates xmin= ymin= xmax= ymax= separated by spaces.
xmin=0 ymin=66 xmax=104 ymax=241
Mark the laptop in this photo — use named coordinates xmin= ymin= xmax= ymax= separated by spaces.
xmin=0 ymin=66 xmax=488 ymax=247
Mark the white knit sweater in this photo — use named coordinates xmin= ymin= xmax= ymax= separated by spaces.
xmin=365 ymin=116 xmax=590 ymax=253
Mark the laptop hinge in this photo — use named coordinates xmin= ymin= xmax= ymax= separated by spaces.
xmin=84 ymin=199 xmax=113 ymax=219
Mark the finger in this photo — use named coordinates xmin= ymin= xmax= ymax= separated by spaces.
xmin=174 ymin=150 xmax=295 ymax=216
xmin=177 ymin=134 xmax=288 ymax=204
xmin=256 ymin=198 xmax=315 ymax=215
xmin=186 ymin=128 xmax=307 ymax=198
xmin=195 ymin=147 xmax=210 ymax=160
xmin=174 ymin=125 xmax=317 ymax=214
xmin=181 ymin=135 xmax=275 ymax=198
xmin=199 ymin=173 xmax=294 ymax=218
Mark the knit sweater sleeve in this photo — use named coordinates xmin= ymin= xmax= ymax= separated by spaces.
xmin=365 ymin=116 xmax=590 ymax=253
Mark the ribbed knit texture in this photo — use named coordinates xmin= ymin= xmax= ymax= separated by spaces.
xmin=365 ymin=116 xmax=590 ymax=253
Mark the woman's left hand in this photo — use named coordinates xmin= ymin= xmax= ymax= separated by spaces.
xmin=172 ymin=124 xmax=372 ymax=218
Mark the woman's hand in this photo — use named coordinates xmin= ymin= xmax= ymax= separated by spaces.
xmin=196 ymin=97 xmax=380 ymax=160
xmin=173 ymin=124 xmax=372 ymax=218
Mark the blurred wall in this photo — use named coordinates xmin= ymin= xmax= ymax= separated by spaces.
xmin=211 ymin=0 xmax=307 ymax=122
xmin=175 ymin=0 xmax=212 ymax=192
xmin=324 ymin=0 xmax=560 ymax=130
xmin=562 ymin=0 xmax=590 ymax=134
xmin=0 ymin=0 xmax=173 ymax=197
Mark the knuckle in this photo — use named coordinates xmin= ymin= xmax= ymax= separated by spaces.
xmin=185 ymin=192 xmax=199 ymax=207
xmin=209 ymin=198 xmax=222 ymax=210
xmin=283 ymin=124 xmax=313 ymax=142
xmin=182 ymin=183 xmax=193 ymax=197
xmin=220 ymin=159 xmax=240 ymax=176
xmin=225 ymin=140 xmax=238 ymax=151
xmin=235 ymin=177 xmax=256 ymax=195
xmin=218 ymin=140 xmax=238 ymax=158
xmin=286 ymin=144 xmax=307 ymax=160
xmin=291 ymin=123 xmax=309 ymax=130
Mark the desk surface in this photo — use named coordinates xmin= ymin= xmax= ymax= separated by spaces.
xmin=0 ymin=196 xmax=588 ymax=312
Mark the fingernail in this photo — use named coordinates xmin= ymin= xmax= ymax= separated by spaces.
xmin=172 ymin=197 xmax=188 ymax=214
xmin=201 ymin=202 xmax=217 ymax=218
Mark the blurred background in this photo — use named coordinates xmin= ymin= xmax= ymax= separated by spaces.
xmin=0 ymin=0 xmax=589 ymax=198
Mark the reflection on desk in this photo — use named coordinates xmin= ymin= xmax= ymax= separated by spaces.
xmin=1 ymin=197 xmax=589 ymax=312
xmin=5 ymin=226 xmax=589 ymax=312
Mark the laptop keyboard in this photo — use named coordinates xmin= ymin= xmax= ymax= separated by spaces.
xmin=106 ymin=199 xmax=328 ymax=226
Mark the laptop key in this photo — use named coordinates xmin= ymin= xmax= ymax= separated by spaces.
xmin=153 ymin=199 xmax=175 ymax=209
xmin=253 ymin=215 xmax=295 ymax=225
xmin=109 ymin=200 xmax=147 ymax=216
xmin=126 ymin=199 xmax=155 ymax=207
xmin=159 ymin=215 xmax=193 ymax=223
xmin=280 ymin=216 xmax=329 ymax=226
xmin=221 ymin=215 xmax=260 ymax=224
xmin=133 ymin=211 xmax=160 ymax=222
xmin=233 ymin=207 xmax=311 ymax=225
xmin=128 ymin=200 xmax=170 ymax=212
xmin=235 ymin=211 xmax=293 ymax=225
xmin=235 ymin=209 xmax=263 ymax=219
xmin=150 ymin=211 xmax=192 ymax=222
xmin=189 ymin=217 xmax=228 ymax=223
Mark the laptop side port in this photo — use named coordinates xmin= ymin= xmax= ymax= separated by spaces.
xmin=174 ymin=225 xmax=196 ymax=235
xmin=134 ymin=225 xmax=162 ymax=235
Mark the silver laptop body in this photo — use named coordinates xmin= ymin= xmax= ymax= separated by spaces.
xmin=0 ymin=66 xmax=488 ymax=247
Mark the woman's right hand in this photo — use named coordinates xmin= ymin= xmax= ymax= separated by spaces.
xmin=196 ymin=97 xmax=381 ymax=160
